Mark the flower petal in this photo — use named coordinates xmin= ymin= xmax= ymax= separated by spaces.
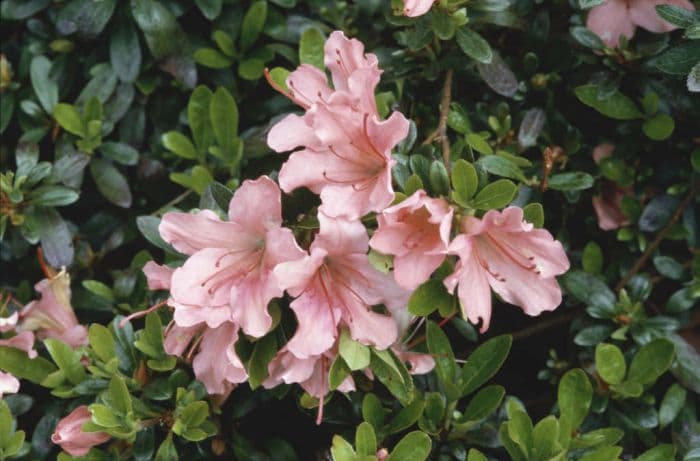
xmin=159 ymin=210 xmax=242 ymax=255
xmin=586 ymin=0 xmax=636 ymax=47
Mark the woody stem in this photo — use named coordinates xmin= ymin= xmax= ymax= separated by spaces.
xmin=424 ymin=69 xmax=453 ymax=172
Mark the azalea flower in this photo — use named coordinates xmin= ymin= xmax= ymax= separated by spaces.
xmin=591 ymin=144 xmax=631 ymax=230
xmin=192 ymin=322 xmax=248 ymax=397
xmin=587 ymin=0 xmax=696 ymax=47
xmin=403 ymin=0 xmax=435 ymax=17
xmin=444 ymin=207 xmax=570 ymax=332
xmin=274 ymin=213 xmax=408 ymax=358
xmin=52 ymin=405 xmax=111 ymax=456
xmin=0 ymin=371 xmax=20 ymax=399
xmin=267 ymin=31 xmax=409 ymax=220
xmin=19 ymin=270 xmax=87 ymax=347
xmin=370 ymin=190 xmax=453 ymax=290
xmin=159 ymin=176 xmax=304 ymax=337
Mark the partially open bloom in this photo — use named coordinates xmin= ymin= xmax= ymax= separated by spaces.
xmin=591 ymin=144 xmax=631 ymax=230
xmin=444 ymin=207 xmax=570 ymax=332
xmin=274 ymin=213 xmax=407 ymax=358
xmin=159 ymin=176 xmax=304 ymax=337
xmin=51 ymin=405 xmax=111 ymax=456
xmin=19 ymin=270 xmax=87 ymax=347
xmin=370 ymin=190 xmax=453 ymax=290
xmin=267 ymin=31 xmax=409 ymax=220
xmin=403 ymin=0 xmax=435 ymax=17
xmin=587 ymin=0 xmax=696 ymax=47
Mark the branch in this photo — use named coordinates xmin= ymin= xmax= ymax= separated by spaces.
xmin=423 ymin=69 xmax=453 ymax=171
xmin=615 ymin=184 xmax=698 ymax=293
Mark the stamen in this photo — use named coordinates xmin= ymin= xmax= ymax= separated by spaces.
xmin=484 ymin=234 xmax=539 ymax=273
xmin=119 ymin=300 xmax=167 ymax=327
xmin=473 ymin=246 xmax=506 ymax=282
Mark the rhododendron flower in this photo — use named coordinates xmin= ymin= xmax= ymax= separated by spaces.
xmin=0 ymin=371 xmax=20 ymax=399
xmin=264 ymin=346 xmax=355 ymax=424
xmin=587 ymin=0 xmax=696 ymax=47
xmin=403 ymin=0 xmax=435 ymax=17
xmin=591 ymin=144 xmax=631 ymax=230
xmin=444 ymin=207 xmax=570 ymax=332
xmin=274 ymin=213 xmax=408 ymax=358
xmin=370 ymin=190 xmax=453 ymax=290
xmin=19 ymin=270 xmax=87 ymax=347
xmin=267 ymin=31 xmax=409 ymax=220
xmin=159 ymin=176 xmax=304 ymax=337
xmin=51 ymin=405 xmax=111 ymax=456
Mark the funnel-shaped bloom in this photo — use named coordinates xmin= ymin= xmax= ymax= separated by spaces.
xmin=403 ymin=0 xmax=435 ymax=17
xmin=370 ymin=190 xmax=453 ymax=290
xmin=267 ymin=31 xmax=409 ymax=220
xmin=159 ymin=176 xmax=304 ymax=337
xmin=587 ymin=0 xmax=695 ymax=47
xmin=19 ymin=271 xmax=87 ymax=347
xmin=51 ymin=406 xmax=111 ymax=456
xmin=444 ymin=207 xmax=570 ymax=332
xmin=274 ymin=213 xmax=407 ymax=358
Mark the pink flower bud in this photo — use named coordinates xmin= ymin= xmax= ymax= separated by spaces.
xmin=51 ymin=406 xmax=111 ymax=456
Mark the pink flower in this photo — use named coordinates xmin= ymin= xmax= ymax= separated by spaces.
xmin=267 ymin=31 xmax=409 ymax=220
xmin=142 ymin=261 xmax=174 ymax=291
xmin=192 ymin=323 xmax=248 ymax=397
xmin=0 ymin=371 xmax=20 ymax=399
xmin=274 ymin=213 xmax=407 ymax=358
xmin=403 ymin=0 xmax=435 ymax=17
xmin=159 ymin=176 xmax=304 ymax=337
xmin=19 ymin=270 xmax=87 ymax=348
xmin=370 ymin=190 xmax=453 ymax=290
xmin=0 ymin=331 xmax=37 ymax=358
xmin=444 ymin=207 xmax=570 ymax=332
xmin=51 ymin=405 xmax=111 ymax=456
xmin=587 ymin=0 xmax=696 ymax=47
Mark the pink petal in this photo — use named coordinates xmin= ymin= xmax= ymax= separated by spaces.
xmin=0 ymin=371 xmax=20 ymax=398
xmin=278 ymin=147 xmax=340 ymax=195
xmin=403 ymin=0 xmax=435 ymax=17
xmin=313 ymin=213 xmax=370 ymax=256
xmin=164 ymin=324 xmax=200 ymax=356
xmin=267 ymin=113 xmax=319 ymax=153
xmin=343 ymin=292 xmax=398 ymax=350
xmin=264 ymin=349 xmax=317 ymax=388
xmin=286 ymin=64 xmax=333 ymax=108
xmin=142 ymin=262 xmax=173 ymax=290
xmin=0 ymin=311 xmax=18 ymax=333
xmin=227 ymin=176 xmax=283 ymax=233
xmin=365 ymin=111 xmax=410 ymax=155
xmin=489 ymin=228 xmax=570 ymax=279
xmin=586 ymin=0 xmax=636 ymax=47
xmin=0 ymin=331 xmax=37 ymax=358
xmin=286 ymin=290 xmax=340 ymax=359
xmin=324 ymin=31 xmax=379 ymax=94
xmin=170 ymin=248 xmax=241 ymax=310
xmin=273 ymin=248 xmax=326 ymax=297
xmin=193 ymin=323 xmax=247 ymax=395
xmin=159 ymin=210 xmax=242 ymax=255
xmin=393 ymin=252 xmax=445 ymax=291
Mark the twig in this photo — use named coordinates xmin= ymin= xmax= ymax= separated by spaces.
xmin=423 ymin=69 xmax=453 ymax=172
xmin=510 ymin=307 xmax=583 ymax=342
xmin=150 ymin=190 xmax=193 ymax=216
xmin=615 ymin=184 xmax=698 ymax=293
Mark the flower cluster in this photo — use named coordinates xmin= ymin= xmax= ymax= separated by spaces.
xmin=142 ymin=31 xmax=570 ymax=421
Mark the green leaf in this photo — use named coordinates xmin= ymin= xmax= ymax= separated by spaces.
xmin=633 ymin=444 xmax=675 ymax=461
xmin=0 ymin=346 xmax=57 ymax=384
xmin=408 ymin=279 xmax=453 ymax=316
xmin=429 ymin=160 xmax=450 ymax=196
xmin=299 ymin=28 xmax=325 ymax=70
xmin=155 ymin=433 xmax=178 ymax=461
xmin=90 ymin=159 xmax=132 ymax=208
xmin=507 ymin=409 xmax=533 ymax=460
xmin=100 ymin=142 xmax=139 ymax=166
xmin=105 ymin=376 xmax=132 ymax=415
xmin=90 ymin=404 xmax=122 ymax=428
xmin=136 ymin=216 xmax=176 ymax=254
xmin=328 ymin=356 xmax=351 ymax=390
xmin=370 ymin=349 xmax=414 ymax=405
xmin=582 ymin=241 xmax=603 ymax=274
xmin=53 ymin=103 xmax=85 ymax=137
xmin=659 ymin=383 xmax=686 ymax=428
xmin=655 ymin=4 xmax=699 ymax=27
xmin=574 ymin=85 xmax=644 ymax=120
xmin=547 ymin=172 xmax=594 ymax=191
xmin=386 ymin=431 xmax=431 ymax=461
xmin=213 ymin=31 xmax=235 ymax=56
xmin=426 ymin=321 xmax=457 ymax=390
xmin=642 ymin=113 xmax=674 ymax=141
xmin=82 ymin=280 xmax=115 ymax=302
xmin=455 ymin=28 xmax=493 ymax=64
xmin=240 ymin=0 xmax=267 ymax=52
xmin=467 ymin=449 xmax=488 ymax=461
xmin=238 ymin=58 xmax=266 ymax=80
xmin=36 ymin=208 xmax=74 ymax=267
xmin=461 ymin=335 xmax=512 ymax=396
xmin=403 ymin=173 xmax=424 ymax=196
xmin=627 ymin=338 xmax=675 ymax=386
xmin=477 ymin=155 xmax=525 ymax=181
xmin=653 ymin=256 xmax=685 ymax=280
xmin=558 ymin=369 xmax=592 ymax=432
xmin=655 ymin=42 xmax=700 ymax=74
xmin=471 ymin=179 xmax=517 ymax=210
xmin=355 ymin=422 xmax=376 ymax=457
xmin=195 ymin=0 xmax=222 ymax=20
xmin=188 ymin=86 xmax=215 ymax=152
xmin=532 ymin=416 xmax=561 ymax=460
xmin=194 ymin=48 xmax=233 ymax=69
xmin=570 ymin=26 xmax=604 ymax=49
xmin=451 ymin=159 xmax=478 ymax=205
xmin=595 ymin=343 xmax=626 ymax=385
xmin=461 ymin=385 xmax=505 ymax=423
xmin=110 ymin=20 xmax=141 ymax=82
xmin=522 ymin=203 xmax=544 ymax=227
xmin=30 ymin=55 xmax=58 ymax=114
xmin=362 ymin=393 xmax=386 ymax=430
xmin=384 ymin=397 xmax=425 ymax=435
xmin=44 ymin=338 xmax=87 ymax=385
xmin=339 ymin=329 xmax=370 ymax=371
xmin=570 ymin=428 xmax=624 ymax=450
xmin=89 ymin=324 xmax=116 ymax=363
xmin=466 ymin=133 xmax=493 ymax=155
xmin=579 ymin=446 xmax=623 ymax=461
xmin=330 ymin=435 xmax=356 ymax=461
xmin=210 ymin=87 xmax=239 ymax=150
xmin=28 ymin=186 xmax=80 ymax=207
xmin=248 ymin=333 xmax=278 ymax=389
xmin=162 ymin=132 xmax=198 ymax=160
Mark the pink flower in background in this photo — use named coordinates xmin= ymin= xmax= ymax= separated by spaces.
xmin=0 ymin=371 xmax=20 ymax=399
xmin=267 ymin=31 xmax=409 ymax=220
xmin=403 ymin=0 xmax=435 ymax=17
xmin=591 ymin=143 xmax=631 ymax=230
xmin=370 ymin=190 xmax=453 ymax=290
xmin=274 ymin=213 xmax=406 ymax=359
xmin=160 ymin=176 xmax=304 ymax=337
xmin=19 ymin=270 xmax=87 ymax=347
xmin=444 ymin=207 xmax=570 ymax=332
xmin=51 ymin=406 xmax=111 ymax=456
xmin=587 ymin=0 xmax=696 ymax=47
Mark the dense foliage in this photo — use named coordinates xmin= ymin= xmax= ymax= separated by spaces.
xmin=0 ymin=0 xmax=699 ymax=460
